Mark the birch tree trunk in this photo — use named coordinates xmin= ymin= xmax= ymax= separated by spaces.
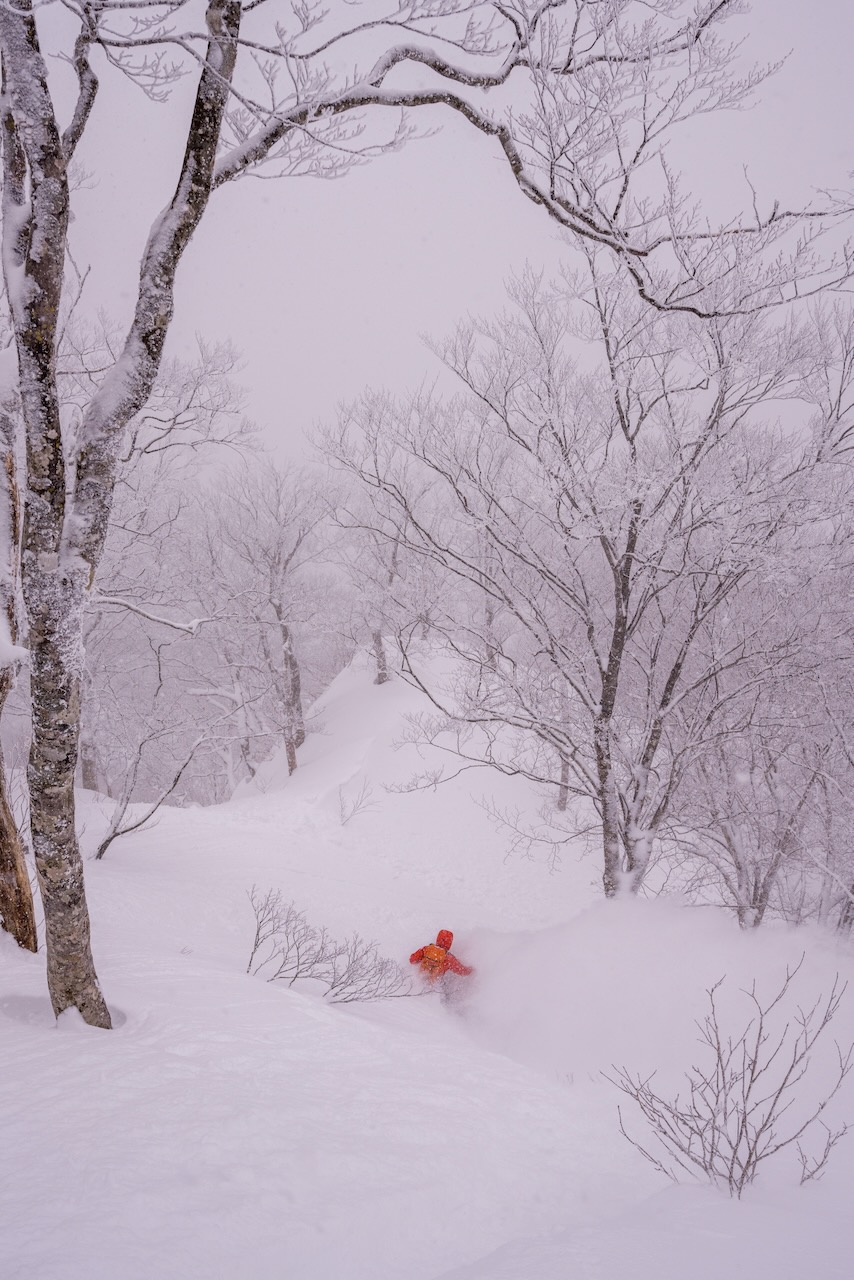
xmin=1 ymin=12 xmax=105 ymax=1008
xmin=0 ymin=0 xmax=241 ymax=1024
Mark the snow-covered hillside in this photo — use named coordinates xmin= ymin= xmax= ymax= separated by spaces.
xmin=1 ymin=654 xmax=852 ymax=1279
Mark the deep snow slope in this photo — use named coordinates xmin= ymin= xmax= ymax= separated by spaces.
xmin=2 ymin=652 xmax=853 ymax=1279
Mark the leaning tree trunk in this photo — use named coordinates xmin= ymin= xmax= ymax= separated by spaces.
xmin=0 ymin=412 xmax=37 ymax=951
xmin=0 ymin=682 xmax=37 ymax=953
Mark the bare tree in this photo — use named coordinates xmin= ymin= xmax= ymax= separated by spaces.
xmin=83 ymin=452 xmax=349 ymax=810
xmin=325 ymin=934 xmax=413 ymax=1004
xmin=332 ymin=522 xmax=446 ymax=685
xmin=666 ymin=457 xmax=854 ymax=930
xmin=195 ymin=462 xmax=331 ymax=775
xmin=93 ymin=721 xmax=206 ymax=861
xmin=79 ymin=339 xmax=256 ymax=804
xmin=680 ymin=733 xmax=828 ymax=928
xmin=670 ymin=679 xmax=854 ymax=931
xmin=246 ymin=887 xmax=337 ymax=984
xmin=327 ymin=261 xmax=823 ymax=895
xmin=609 ymin=963 xmax=853 ymax=1197
xmin=803 ymin=301 xmax=854 ymax=461
xmin=0 ymin=0 xmax=847 ymax=1023
xmin=337 ymin=779 xmax=378 ymax=826
xmin=246 ymin=885 xmax=413 ymax=1002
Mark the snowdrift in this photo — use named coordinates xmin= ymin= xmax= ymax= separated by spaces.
xmin=1 ymin=653 xmax=852 ymax=1279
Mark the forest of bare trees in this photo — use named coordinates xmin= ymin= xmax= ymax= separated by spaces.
xmin=2 ymin=0 xmax=854 ymax=1028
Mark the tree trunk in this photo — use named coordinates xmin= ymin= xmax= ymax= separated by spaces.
xmin=278 ymin=617 xmax=305 ymax=748
xmin=483 ymin=597 xmax=498 ymax=671
xmin=594 ymin=720 xmax=624 ymax=898
xmin=0 ymin=714 xmax=37 ymax=953
xmin=372 ymin=630 xmax=390 ymax=684
xmin=272 ymin=609 xmax=304 ymax=775
xmin=600 ymin=791 xmax=624 ymax=898
xmin=1 ymin=0 xmax=112 ymax=1024
xmin=78 ymin=657 xmax=105 ymax=792
xmin=27 ymin=575 xmax=111 ymax=1022
xmin=0 ymin=413 xmax=37 ymax=951
xmin=556 ymin=757 xmax=570 ymax=812
xmin=79 ymin=736 xmax=100 ymax=793
xmin=624 ymin=823 xmax=653 ymax=895
xmin=838 ymin=886 xmax=854 ymax=933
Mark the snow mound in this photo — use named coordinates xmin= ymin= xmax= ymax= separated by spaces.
xmin=463 ymin=896 xmax=854 ymax=1079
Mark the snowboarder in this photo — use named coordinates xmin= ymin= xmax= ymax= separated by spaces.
xmin=409 ymin=929 xmax=473 ymax=1002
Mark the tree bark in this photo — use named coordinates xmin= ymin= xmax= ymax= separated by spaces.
xmin=25 ymin=556 xmax=109 ymax=1021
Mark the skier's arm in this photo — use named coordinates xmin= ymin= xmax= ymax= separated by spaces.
xmin=409 ymin=948 xmax=425 ymax=965
xmin=446 ymin=954 xmax=472 ymax=976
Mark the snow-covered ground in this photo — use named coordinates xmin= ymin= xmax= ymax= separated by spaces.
xmin=2 ymin=654 xmax=852 ymax=1279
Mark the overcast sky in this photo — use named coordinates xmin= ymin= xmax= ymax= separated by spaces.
xmin=47 ymin=0 xmax=854 ymax=457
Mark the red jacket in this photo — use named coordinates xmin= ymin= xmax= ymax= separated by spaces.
xmin=410 ymin=929 xmax=473 ymax=981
